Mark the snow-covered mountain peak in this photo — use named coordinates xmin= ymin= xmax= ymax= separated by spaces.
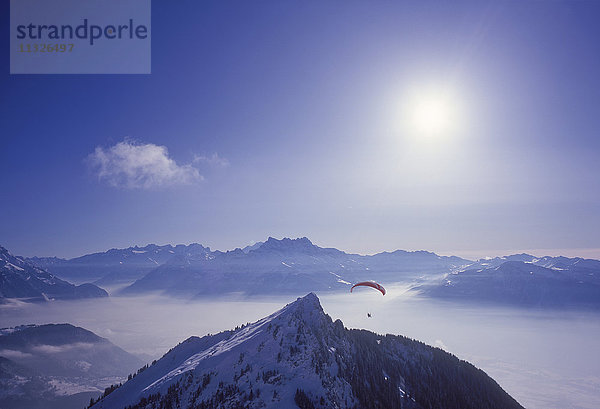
xmin=0 ymin=245 xmax=27 ymax=269
xmin=266 ymin=292 xmax=329 ymax=333
xmin=294 ymin=291 xmax=320 ymax=307
xmin=0 ymin=244 xmax=11 ymax=259
xmin=281 ymin=292 xmax=324 ymax=316
xmin=93 ymin=292 xmax=343 ymax=408
xmin=92 ymin=292 xmax=524 ymax=409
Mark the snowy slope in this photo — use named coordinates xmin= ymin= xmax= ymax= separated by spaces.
xmin=92 ymin=293 xmax=523 ymax=409
xmin=0 ymin=245 xmax=108 ymax=303
xmin=420 ymin=259 xmax=600 ymax=308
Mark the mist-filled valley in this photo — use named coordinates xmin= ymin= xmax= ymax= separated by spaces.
xmin=2 ymin=238 xmax=600 ymax=408
xmin=2 ymin=289 xmax=598 ymax=409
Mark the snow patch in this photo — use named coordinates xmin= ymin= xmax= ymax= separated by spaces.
xmin=144 ymin=307 xmax=285 ymax=392
xmin=6 ymin=262 xmax=24 ymax=271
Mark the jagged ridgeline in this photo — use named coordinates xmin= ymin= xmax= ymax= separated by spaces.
xmin=91 ymin=293 xmax=523 ymax=409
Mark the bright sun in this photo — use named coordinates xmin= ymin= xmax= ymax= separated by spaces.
xmin=404 ymin=88 xmax=463 ymax=138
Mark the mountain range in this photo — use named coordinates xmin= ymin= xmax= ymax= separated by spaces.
xmin=10 ymin=237 xmax=600 ymax=308
xmin=28 ymin=243 xmax=212 ymax=286
xmin=91 ymin=293 xmax=523 ymax=409
xmin=28 ymin=237 xmax=469 ymax=298
xmin=418 ymin=255 xmax=600 ymax=308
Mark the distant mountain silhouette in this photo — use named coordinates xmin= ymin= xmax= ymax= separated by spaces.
xmin=27 ymin=238 xmax=468 ymax=298
xmin=25 ymin=238 xmax=600 ymax=308
xmin=418 ymin=257 xmax=600 ymax=308
xmin=118 ymin=237 xmax=468 ymax=297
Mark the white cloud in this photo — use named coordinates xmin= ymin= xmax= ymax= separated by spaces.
xmin=193 ymin=152 xmax=230 ymax=168
xmin=88 ymin=139 xmax=202 ymax=189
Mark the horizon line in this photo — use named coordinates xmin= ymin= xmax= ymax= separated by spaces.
xmin=9 ymin=237 xmax=600 ymax=262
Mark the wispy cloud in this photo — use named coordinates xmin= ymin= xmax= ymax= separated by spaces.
xmin=0 ymin=349 xmax=33 ymax=359
xmin=193 ymin=152 xmax=230 ymax=168
xmin=88 ymin=139 xmax=202 ymax=189
xmin=31 ymin=342 xmax=96 ymax=354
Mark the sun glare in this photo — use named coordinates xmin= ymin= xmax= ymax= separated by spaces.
xmin=403 ymin=87 xmax=464 ymax=139
xmin=412 ymin=97 xmax=453 ymax=134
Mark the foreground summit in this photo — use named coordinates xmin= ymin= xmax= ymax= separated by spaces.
xmin=92 ymin=293 xmax=523 ymax=409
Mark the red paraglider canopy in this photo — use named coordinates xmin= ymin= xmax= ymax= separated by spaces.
xmin=350 ymin=281 xmax=386 ymax=296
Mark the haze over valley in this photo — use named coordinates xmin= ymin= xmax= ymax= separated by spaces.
xmin=2 ymin=237 xmax=600 ymax=408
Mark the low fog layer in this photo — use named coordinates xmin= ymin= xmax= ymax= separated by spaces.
xmin=1 ymin=289 xmax=599 ymax=409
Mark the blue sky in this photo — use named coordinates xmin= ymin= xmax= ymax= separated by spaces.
xmin=1 ymin=1 xmax=599 ymax=259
